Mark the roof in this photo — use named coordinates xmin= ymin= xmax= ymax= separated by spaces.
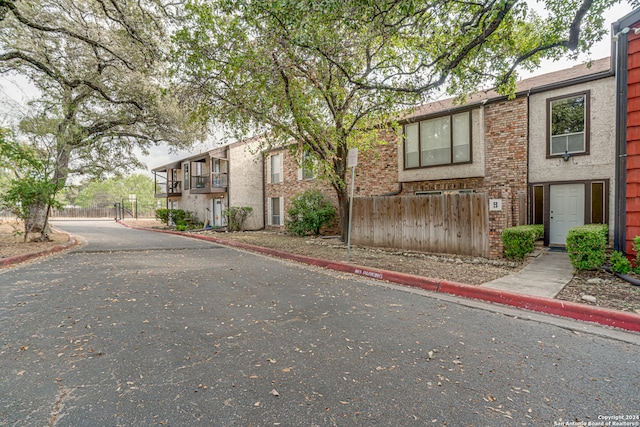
xmin=406 ymin=57 xmax=613 ymax=121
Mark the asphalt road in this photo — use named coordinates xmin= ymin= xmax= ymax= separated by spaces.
xmin=1 ymin=220 xmax=638 ymax=427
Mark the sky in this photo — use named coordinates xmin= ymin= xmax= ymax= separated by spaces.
xmin=0 ymin=1 xmax=635 ymax=179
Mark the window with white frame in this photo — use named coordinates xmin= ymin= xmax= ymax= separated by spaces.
xmin=270 ymin=153 xmax=283 ymax=183
xmin=404 ymin=111 xmax=471 ymax=168
xmin=299 ymin=150 xmax=315 ymax=180
xmin=183 ymin=162 xmax=190 ymax=190
xmin=269 ymin=197 xmax=284 ymax=226
xmin=548 ymin=91 xmax=589 ymax=156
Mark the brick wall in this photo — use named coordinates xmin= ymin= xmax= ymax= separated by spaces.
xmin=264 ymin=134 xmax=399 ymax=232
xmin=394 ymin=97 xmax=529 ymax=258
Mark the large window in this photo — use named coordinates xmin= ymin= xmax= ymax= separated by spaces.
xmin=404 ymin=111 xmax=471 ymax=168
xmin=548 ymin=91 xmax=589 ymax=156
xmin=183 ymin=162 xmax=189 ymax=190
xmin=270 ymin=154 xmax=283 ymax=183
xmin=269 ymin=197 xmax=283 ymax=226
xmin=301 ymin=150 xmax=315 ymax=180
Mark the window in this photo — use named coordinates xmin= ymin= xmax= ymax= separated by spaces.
xmin=183 ymin=162 xmax=189 ymax=190
xmin=548 ymin=91 xmax=589 ymax=156
xmin=270 ymin=154 xmax=283 ymax=183
xmin=269 ymin=197 xmax=283 ymax=226
xmin=300 ymin=150 xmax=315 ymax=180
xmin=591 ymin=182 xmax=604 ymax=224
xmin=533 ymin=185 xmax=544 ymax=225
xmin=404 ymin=111 xmax=471 ymax=168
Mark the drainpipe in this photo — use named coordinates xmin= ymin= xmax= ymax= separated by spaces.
xmin=383 ymin=182 xmax=403 ymax=196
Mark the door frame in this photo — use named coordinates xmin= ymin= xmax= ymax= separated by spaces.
xmin=529 ymin=179 xmax=609 ymax=246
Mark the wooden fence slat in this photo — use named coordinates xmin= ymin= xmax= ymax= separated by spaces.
xmin=351 ymin=194 xmax=489 ymax=257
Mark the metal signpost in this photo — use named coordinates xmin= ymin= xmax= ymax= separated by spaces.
xmin=346 ymin=148 xmax=358 ymax=262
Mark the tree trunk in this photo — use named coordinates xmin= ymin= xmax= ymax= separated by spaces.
xmin=25 ymin=142 xmax=71 ymax=236
xmin=337 ymin=189 xmax=350 ymax=242
xmin=25 ymin=201 xmax=49 ymax=239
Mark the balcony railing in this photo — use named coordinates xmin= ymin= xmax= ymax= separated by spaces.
xmin=155 ymin=180 xmax=181 ymax=197
xmin=189 ymin=173 xmax=228 ymax=193
xmin=212 ymin=172 xmax=227 ymax=188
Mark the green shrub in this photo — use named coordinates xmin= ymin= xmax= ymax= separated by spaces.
xmin=175 ymin=223 xmax=187 ymax=231
xmin=223 ymin=206 xmax=253 ymax=232
xmin=155 ymin=208 xmax=170 ymax=224
xmin=566 ymin=224 xmax=608 ymax=271
xmin=609 ymin=250 xmax=632 ymax=275
xmin=501 ymin=224 xmax=544 ymax=260
xmin=285 ymin=189 xmax=336 ymax=236
xmin=155 ymin=208 xmax=192 ymax=225
xmin=633 ymin=236 xmax=640 ymax=267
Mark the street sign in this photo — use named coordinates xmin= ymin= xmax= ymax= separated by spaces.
xmin=347 ymin=148 xmax=358 ymax=168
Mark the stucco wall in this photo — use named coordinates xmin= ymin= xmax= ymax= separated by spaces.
xmin=228 ymin=138 xmax=265 ymax=230
xmin=528 ymin=76 xmax=617 ymax=235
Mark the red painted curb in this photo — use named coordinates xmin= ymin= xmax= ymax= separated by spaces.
xmin=120 ymin=223 xmax=640 ymax=333
xmin=0 ymin=233 xmax=78 ymax=269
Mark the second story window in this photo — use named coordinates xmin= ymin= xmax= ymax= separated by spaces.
xmin=404 ymin=111 xmax=471 ymax=169
xmin=270 ymin=153 xmax=283 ymax=183
xmin=548 ymin=91 xmax=589 ymax=157
xmin=183 ymin=162 xmax=189 ymax=190
xmin=301 ymin=150 xmax=315 ymax=180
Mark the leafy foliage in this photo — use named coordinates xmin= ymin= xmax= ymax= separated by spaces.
xmin=501 ymin=224 xmax=544 ymax=260
xmin=285 ymin=190 xmax=336 ymax=236
xmin=633 ymin=236 xmax=640 ymax=267
xmin=173 ymin=0 xmax=619 ymax=240
xmin=566 ymin=224 xmax=608 ymax=271
xmin=609 ymin=250 xmax=632 ymax=275
xmin=0 ymin=129 xmax=62 ymax=240
xmin=155 ymin=208 xmax=194 ymax=227
xmin=0 ymin=0 xmax=202 ymax=231
xmin=73 ymin=174 xmax=156 ymax=211
xmin=223 ymin=206 xmax=253 ymax=232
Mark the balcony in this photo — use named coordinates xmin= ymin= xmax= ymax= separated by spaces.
xmin=190 ymin=173 xmax=228 ymax=194
xmin=154 ymin=180 xmax=182 ymax=198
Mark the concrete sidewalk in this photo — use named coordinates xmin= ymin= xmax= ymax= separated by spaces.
xmin=482 ymin=249 xmax=574 ymax=298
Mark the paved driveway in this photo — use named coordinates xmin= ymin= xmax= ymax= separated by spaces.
xmin=1 ymin=221 xmax=638 ymax=426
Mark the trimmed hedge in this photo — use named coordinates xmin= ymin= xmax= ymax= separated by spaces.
xmin=502 ymin=225 xmax=544 ymax=260
xmin=566 ymin=224 xmax=608 ymax=271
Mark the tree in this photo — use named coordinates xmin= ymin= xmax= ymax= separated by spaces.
xmin=74 ymin=174 xmax=156 ymax=211
xmin=0 ymin=0 xmax=202 ymax=232
xmin=172 ymin=0 xmax=625 ymax=240
xmin=286 ymin=189 xmax=336 ymax=236
xmin=0 ymin=129 xmax=61 ymax=241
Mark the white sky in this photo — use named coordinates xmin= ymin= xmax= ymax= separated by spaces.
xmin=0 ymin=1 xmax=634 ymax=177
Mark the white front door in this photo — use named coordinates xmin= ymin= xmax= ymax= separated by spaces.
xmin=549 ymin=184 xmax=585 ymax=245
xmin=212 ymin=199 xmax=225 ymax=227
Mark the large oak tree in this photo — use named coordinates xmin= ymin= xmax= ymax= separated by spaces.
xmin=173 ymin=0 xmax=631 ymax=239
xmin=0 ymin=0 xmax=201 ymax=232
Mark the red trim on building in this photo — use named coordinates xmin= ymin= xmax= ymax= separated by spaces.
xmin=626 ymin=26 xmax=640 ymax=256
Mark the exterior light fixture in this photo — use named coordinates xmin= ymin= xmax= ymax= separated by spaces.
xmin=562 ymin=151 xmax=571 ymax=162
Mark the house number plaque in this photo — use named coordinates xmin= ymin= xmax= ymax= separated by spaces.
xmin=489 ymin=199 xmax=502 ymax=211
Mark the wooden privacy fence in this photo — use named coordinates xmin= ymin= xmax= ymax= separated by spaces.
xmin=351 ymin=193 xmax=490 ymax=257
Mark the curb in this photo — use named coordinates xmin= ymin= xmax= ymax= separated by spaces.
xmin=0 ymin=230 xmax=79 ymax=269
xmin=120 ymin=222 xmax=640 ymax=333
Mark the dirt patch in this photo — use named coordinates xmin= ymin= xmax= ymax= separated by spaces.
xmin=0 ymin=220 xmax=70 ymax=260
xmin=557 ymin=270 xmax=640 ymax=314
